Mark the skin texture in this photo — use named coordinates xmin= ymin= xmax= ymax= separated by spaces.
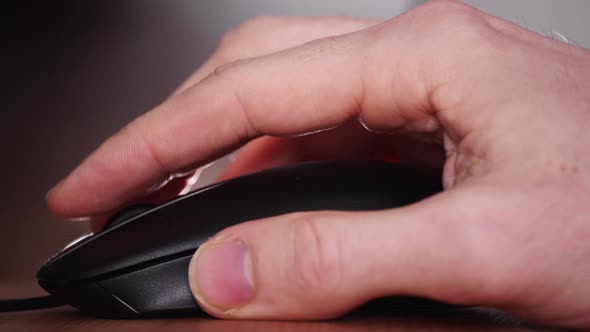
xmin=45 ymin=0 xmax=590 ymax=329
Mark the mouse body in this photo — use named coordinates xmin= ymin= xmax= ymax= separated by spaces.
xmin=37 ymin=161 xmax=442 ymax=318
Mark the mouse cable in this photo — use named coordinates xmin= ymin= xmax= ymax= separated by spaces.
xmin=0 ymin=295 xmax=65 ymax=312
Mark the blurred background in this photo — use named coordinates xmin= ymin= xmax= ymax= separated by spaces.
xmin=3 ymin=0 xmax=590 ymax=289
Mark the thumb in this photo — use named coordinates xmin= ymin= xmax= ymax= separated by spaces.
xmin=187 ymin=186 xmax=512 ymax=319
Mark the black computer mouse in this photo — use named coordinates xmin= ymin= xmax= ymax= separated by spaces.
xmin=37 ymin=160 xmax=442 ymax=318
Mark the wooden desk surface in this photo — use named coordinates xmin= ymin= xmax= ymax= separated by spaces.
xmin=0 ymin=282 xmax=558 ymax=332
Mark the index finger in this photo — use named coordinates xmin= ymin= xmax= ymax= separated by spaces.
xmin=47 ymin=5 xmax=470 ymax=217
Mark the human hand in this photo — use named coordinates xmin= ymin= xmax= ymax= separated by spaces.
xmin=46 ymin=1 xmax=590 ymax=329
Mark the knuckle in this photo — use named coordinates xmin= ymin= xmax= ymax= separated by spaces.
xmin=420 ymin=1 xmax=488 ymax=38
xmin=379 ymin=0 xmax=499 ymax=109
xmin=419 ymin=0 xmax=478 ymax=19
xmin=289 ymin=214 xmax=343 ymax=293
xmin=207 ymin=57 xmax=260 ymax=137
xmin=389 ymin=0 xmax=490 ymax=44
xmin=376 ymin=0 xmax=496 ymax=66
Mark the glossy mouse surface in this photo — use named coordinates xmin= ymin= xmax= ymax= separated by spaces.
xmin=37 ymin=161 xmax=442 ymax=318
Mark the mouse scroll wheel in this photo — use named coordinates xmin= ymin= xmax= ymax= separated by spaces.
xmin=103 ymin=204 xmax=155 ymax=230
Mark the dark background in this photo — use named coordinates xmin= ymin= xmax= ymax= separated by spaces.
xmin=2 ymin=0 xmax=589 ymax=286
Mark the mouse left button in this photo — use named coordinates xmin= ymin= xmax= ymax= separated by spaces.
xmin=104 ymin=204 xmax=155 ymax=230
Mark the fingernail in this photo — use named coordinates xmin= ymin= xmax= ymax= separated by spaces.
xmin=189 ymin=237 xmax=254 ymax=312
